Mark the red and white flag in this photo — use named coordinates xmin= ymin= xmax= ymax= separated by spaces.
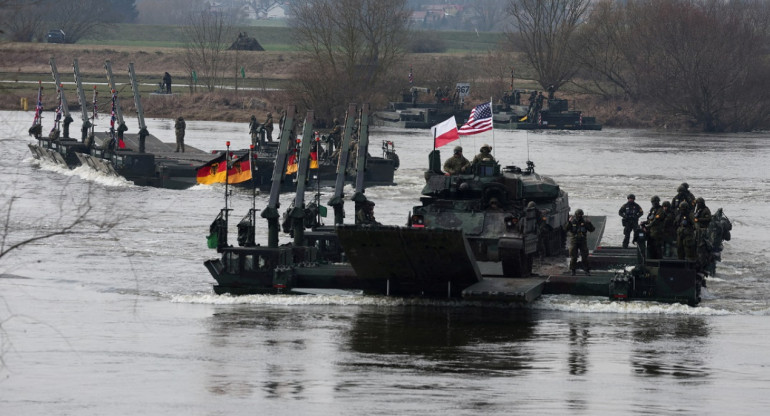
xmin=431 ymin=116 xmax=460 ymax=148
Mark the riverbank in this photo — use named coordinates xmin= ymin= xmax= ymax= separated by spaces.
xmin=0 ymin=42 xmax=686 ymax=129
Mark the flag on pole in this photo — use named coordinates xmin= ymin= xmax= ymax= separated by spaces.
xmin=196 ymin=152 xmax=228 ymax=184
xmin=458 ymin=101 xmax=493 ymax=135
xmin=227 ymin=152 xmax=252 ymax=184
xmin=33 ymin=83 xmax=43 ymax=127
xmin=286 ymin=152 xmax=298 ymax=174
xmin=431 ymin=116 xmax=460 ymax=148
xmin=408 ymin=65 xmax=413 ymax=85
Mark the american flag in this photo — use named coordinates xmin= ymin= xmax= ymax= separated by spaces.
xmin=458 ymin=101 xmax=493 ymax=135
xmin=408 ymin=66 xmax=413 ymax=85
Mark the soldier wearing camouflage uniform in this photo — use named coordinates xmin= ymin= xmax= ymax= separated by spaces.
xmin=443 ymin=146 xmax=470 ymax=175
xmin=564 ymin=209 xmax=595 ymax=275
xmin=693 ymin=197 xmax=711 ymax=229
xmin=676 ymin=201 xmax=697 ymax=260
xmin=174 ymin=116 xmax=186 ymax=152
xmin=618 ymin=194 xmax=643 ymax=249
xmin=644 ymin=196 xmax=665 ymax=259
xmin=264 ymin=112 xmax=274 ymax=142
xmin=672 ymin=182 xmax=696 ymax=211
xmin=660 ymin=200 xmax=676 ymax=257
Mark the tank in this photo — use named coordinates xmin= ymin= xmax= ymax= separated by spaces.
xmin=405 ymin=152 xmax=570 ymax=276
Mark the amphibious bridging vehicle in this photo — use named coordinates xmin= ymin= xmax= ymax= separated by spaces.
xmin=204 ymin=108 xmax=731 ymax=306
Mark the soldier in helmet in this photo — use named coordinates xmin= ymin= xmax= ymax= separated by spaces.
xmin=249 ymin=115 xmax=261 ymax=147
xmin=443 ymin=145 xmax=470 ymax=175
xmin=676 ymin=201 xmax=697 ymax=260
xmin=528 ymin=201 xmax=548 ymax=258
xmin=563 ymin=209 xmax=595 ymax=275
xmin=618 ymin=193 xmax=643 ymax=249
xmin=328 ymin=117 xmax=342 ymax=155
xmin=355 ymin=200 xmax=380 ymax=225
xmin=264 ymin=112 xmax=274 ymax=142
xmin=472 ymin=144 xmax=496 ymax=166
xmin=693 ymin=197 xmax=711 ymax=229
xmin=672 ymin=182 xmax=696 ymax=211
xmin=174 ymin=116 xmax=186 ymax=152
xmin=660 ymin=200 xmax=676 ymax=257
xmin=644 ymin=195 xmax=665 ymax=259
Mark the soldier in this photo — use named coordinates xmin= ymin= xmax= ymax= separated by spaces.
xmin=264 ymin=112 xmax=274 ymax=142
xmin=661 ymin=200 xmax=677 ymax=257
xmin=676 ymin=201 xmax=697 ymax=260
xmin=672 ymin=182 xmax=696 ymax=211
xmin=472 ymin=144 xmax=496 ymax=166
xmin=443 ymin=145 xmax=470 ymax=175
xmin=693 ymin=197 xmax=711 ymax=229
xmin=174 ymin=116 xmax=185 ymax=152
xmin=355 ymin=200 xmax=380 ymax=225
xmin=618 ymin=194 xmax=643 ymax=249
xmin=564 ymin=209 xmax=595 ymax=275
xmin=249 ymin=115 xmax=260 ymax=147
xmin=488 ymin=197 xmax=503 ymax=212
xmin=644 ymin=196 xmax=665 ymax=259
xmin=328 ymin=117 xmax=342 ymax=154
xmin=163 ymin=72 xmax=172 ymax=94
xmin=528 ymin=201 xmax=548 ymax=258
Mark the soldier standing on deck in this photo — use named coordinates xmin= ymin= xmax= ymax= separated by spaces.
xmin=676 ymin=201 xmax=697 ymax=260
xmin=661 ymin=201 xmax=676 ymax=257
xmin=249 ymin=115 xmax=260 ymax=147
xmin=644 ymin=196 xmax=665 ymax=259
xmin=693 ymin=197 xmax=712 ymax=230
xmin=174 ymin=116 xmax=185 ymax=152
xmin=264 ymin=112 xmax=274 ymax=142
xmin=564 ymin=209 xmax=595 ymax=275
xmin=618 ymin=194 xmax=643 ymax=249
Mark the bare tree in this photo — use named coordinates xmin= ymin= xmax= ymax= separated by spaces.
xmin=1 ymin=182 xmax=118 ymax=263
xmin=504 ymin=0 xmax=590 ymax=93
xmin=181 ymin=10 xmax=236 ymax=92
xmin=288 ymin=0 xmax=411 ymax=120
xmin=464 ymin=0 xmax=508 ymax=32
xmin=578 ymin=0 xmax=770 ymax=132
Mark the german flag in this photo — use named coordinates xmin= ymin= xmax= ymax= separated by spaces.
xmin=286 ymin=153 xmax=298 ymax=174
xmin=227 ymin=153 xmax=252 ymax=184
xmin=196 ymin=152 xmax=227 ymax=185
xmin=310 ymin=151 xmax=318 ymax=169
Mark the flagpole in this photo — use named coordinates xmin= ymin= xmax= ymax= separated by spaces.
xmin=490 ymin=98 xmax=495 ymax=160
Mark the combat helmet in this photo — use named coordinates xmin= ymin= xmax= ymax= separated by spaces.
xmin=628 ymin=194 xmax=636 ymax=200
xmin=527 ymin=201 xmax=536 ymax=208
xmin=695 ymin=197 xmax=704 ymax=205
xmin=677 ymin=184 xmax=686 ymax=193
xmin=454 ymin=145 xmax=463 ymax=154
xmin=574 ymin=209 xmax=584 ymax=216
xmin=651 ymin=195 xmax=660 ymax=203
xmin=681 ymin=182 xmax=690 ymax=190
xmin=662 ymin=201 xmax=671 ymax=207
xmin=679 ymin=201 xmax=690 ymax=210
xmin=480 ymin=144 xmax=492 ymax=153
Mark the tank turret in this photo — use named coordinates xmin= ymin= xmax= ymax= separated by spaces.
xmin=408 ymin=151 xmax=570 ymax=276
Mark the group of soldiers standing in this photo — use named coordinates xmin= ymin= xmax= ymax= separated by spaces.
xmin=620 ymin=182 xmax=712 ymax=261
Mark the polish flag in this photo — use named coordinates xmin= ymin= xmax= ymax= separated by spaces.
xmin=431 ymin=116 xmax=460 ymax=148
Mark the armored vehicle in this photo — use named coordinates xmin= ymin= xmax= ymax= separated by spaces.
xmin=493 ymin=90 xmax=601 ymax=130
xmin=403 ymin=153 xmax=570 ymax=276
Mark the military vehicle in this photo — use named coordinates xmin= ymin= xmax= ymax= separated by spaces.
xmin=28 ymin=58 xmax=219 ymax=189
xmin=373 ymin=84 xmax=471 ymax=129
xmin=493 ymin=89 xmax=602 ymax=130
xmin=204 ymin=109 xmax=731 ymax=306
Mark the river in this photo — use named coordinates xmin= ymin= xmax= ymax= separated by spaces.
xmin=1 ymin=110 xmax=769 ymax=415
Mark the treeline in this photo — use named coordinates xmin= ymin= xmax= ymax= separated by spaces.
xmin=573 ymin=0 xmax=770 ymax=132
